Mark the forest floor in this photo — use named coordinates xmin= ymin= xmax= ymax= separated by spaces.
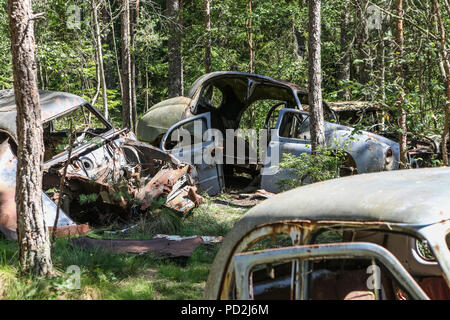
xmin=0 ymin=195 xmax=249 ymax=300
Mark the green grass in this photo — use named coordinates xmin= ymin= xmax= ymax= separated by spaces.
xmin=0 ymin=197 xmax=248 ymax=300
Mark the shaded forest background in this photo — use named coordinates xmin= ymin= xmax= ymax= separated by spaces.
xmin=0 ymin=0 xmax=449 ymax=148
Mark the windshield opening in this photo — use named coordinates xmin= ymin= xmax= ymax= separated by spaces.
xmin=43 ymin=105 xmax=110 ymax=161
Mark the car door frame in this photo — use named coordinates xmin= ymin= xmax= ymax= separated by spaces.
xmin=160 ymin=112 xmax=224 ymax=195
xmin=261 ymin=108 xmax=311 ymax=193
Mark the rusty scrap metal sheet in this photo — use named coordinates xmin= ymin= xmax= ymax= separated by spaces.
xmin=69 ymin=236 xmax=205 ymax=257
xmin=136 ymin=164 xmax=203 ymax=213
xmin=49 ymin=223 xmax=91 ymax=237
xmin=165 ymin=186 xmax=204 ymax=213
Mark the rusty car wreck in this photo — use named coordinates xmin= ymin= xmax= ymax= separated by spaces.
xmin=137 ymin=72 xmax=401 ymax=194
xmin=204 ymin=168 xmax=450 ymax=300
xmin=0 ymin=90 xmax=203 ymax=241
xmin=325 ymin=100 xmax=443 ymax=167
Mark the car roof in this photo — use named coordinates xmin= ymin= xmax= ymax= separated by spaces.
xmin=0 ymin=90 xmax=88 ymax=140
xmin=186 ymin=71 xmax=308 ymax=98
xmin=246 ymin=167 xmax=450 ymax=226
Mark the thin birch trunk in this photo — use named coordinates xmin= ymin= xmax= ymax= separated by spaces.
xmin=308 ymin=0 xmax=326 ymax=152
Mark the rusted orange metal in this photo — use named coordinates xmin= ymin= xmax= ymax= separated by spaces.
xmin=69 ymin=235 xmax=204 ymax=257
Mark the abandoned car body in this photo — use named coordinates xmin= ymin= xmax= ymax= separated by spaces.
xmin=204 ymin=168 xmax=450 ymax=300
xmin=137 ymin=72 xmax=400 ymax=194
xmin=0 ymin=90 xmax=202 ymax=241
xmin=325 ymin=101 xmax=441 ymax=167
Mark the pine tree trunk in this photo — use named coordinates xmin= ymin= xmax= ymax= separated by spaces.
xmin=248 ymin=0 xmax=255 ymax=126
xmin=248 ymin=0 xmax=255 ymax=73
xmin=106 ymin=0 xmax=123 ymax=93
xmin=380 ymin=33 xmax=387 ymax=130
xmin=355 ymin=0 xmax=370 ymax=86
xmin=145 ymin=64 xmax=149 ymax=112
xmin=8 ymin=0 xmax=53 ymax=277
xmin=130 ymin=0 xmax=139 ymax=131
xmin=338 ymin=0 xmax=351 ymax=100
xmin=443 ymin=0 xmax=450 ymax=16
xmin=396 ymin=0 xmax=408 ymax=168
xmin=433 ymin=0 xmax=450 ymax=165
xmin=308 ymin=0 xmax=326 ymax=152
xmin=204 ymin=0 xmax=212 ymax=73
xmin=91 ymin=0 xmax=108 ymax=119
xmin=121 ymin=0 xmax=133 ymax=130
xmin=167 ymin=0 xmax=184 ymax=98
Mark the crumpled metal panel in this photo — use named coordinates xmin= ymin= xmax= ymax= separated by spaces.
xmin=49 ymin=223 xmax=91 ymax=237
xmin=69 ymin=236 xmax=204 ymax=257
xmin=135 ymin=164 xmax=203 ymax=213
xmin=0 ymin=139 xmax=83 ymax=240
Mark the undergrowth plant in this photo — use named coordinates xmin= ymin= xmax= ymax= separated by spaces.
xmin=276 ymin=146 xmax=346 ymax=191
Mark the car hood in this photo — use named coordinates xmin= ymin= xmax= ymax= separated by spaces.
xmin=325 ymin=121 xmax=401 ymax=166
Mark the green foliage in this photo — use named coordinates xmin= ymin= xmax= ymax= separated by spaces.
xmin=79 ymin=193 xmax=99 ymax=205
xmin=277 ymin=146 xmax=346 ymax=191
xmin=141 ymin=208 xmax=182 ymax=236
xmin=1 ymin=0 xmax=447 ymax=144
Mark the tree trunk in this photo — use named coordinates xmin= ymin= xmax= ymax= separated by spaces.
xmin=338 ymin=0 xmax=351 ymax=100
xmin=443 ymin=0 xmax=450 ymax=16
xmin=106 ymin=0 xmax=123 ymax=93
xmin=130 ymin=0 xmax=139 ymax=131
xmin=121 ymin=0 xmax=133 ymax=130
xmin=8 ymin=0 xmax=53 ymax=277
xmin=433 ymin=0 xmax=450 ymax=165
xmin=380 ymin=35 xmax=387 ymax=130
xmin=247 ymin=0 xmax=255 ymax=73
xmin=355 ymin=0 xmax=370 ymax=86
xmin=396 ymin=0 xmax=408 ymax=168
xmin=91 ymin=0 xmax=108 ymax=119
xmin=247 ymin=0 xmax=255 ymax=126
xmin=145 ymin=64 xmax=149 ymax=112
xmin=308 ymin=0 xmax=326 ymax=152
xmin=204 ymin=0 xmax=212 ymax=73
xmin=293 ymin=25 xmax=306 ymax=60
xmin=167 ymin=0 xmax=184 ymax=98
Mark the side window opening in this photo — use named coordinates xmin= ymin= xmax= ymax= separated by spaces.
xmin=300 ymin=102 xmax=335 ymax=123
xmin=198 ymin=85 xmax=223 ymax=110
xmin=279 ymin=112 xmax=309 ymax=140
xmin=164 ymin=118 xmax=208 ymax=151
xmin=240 ymin=99 xmax=288 ymax=131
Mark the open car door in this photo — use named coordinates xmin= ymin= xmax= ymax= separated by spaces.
xmin=261 ymin=108 xmax=311 ymax=193
xmin=161 ymin=113 xmax=224 ymax=195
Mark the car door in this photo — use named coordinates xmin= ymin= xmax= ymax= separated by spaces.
xmin=261 ymin=108 xmax=311 ymax=193
xmin=160 ymin=112 xmax=224 ymax=195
